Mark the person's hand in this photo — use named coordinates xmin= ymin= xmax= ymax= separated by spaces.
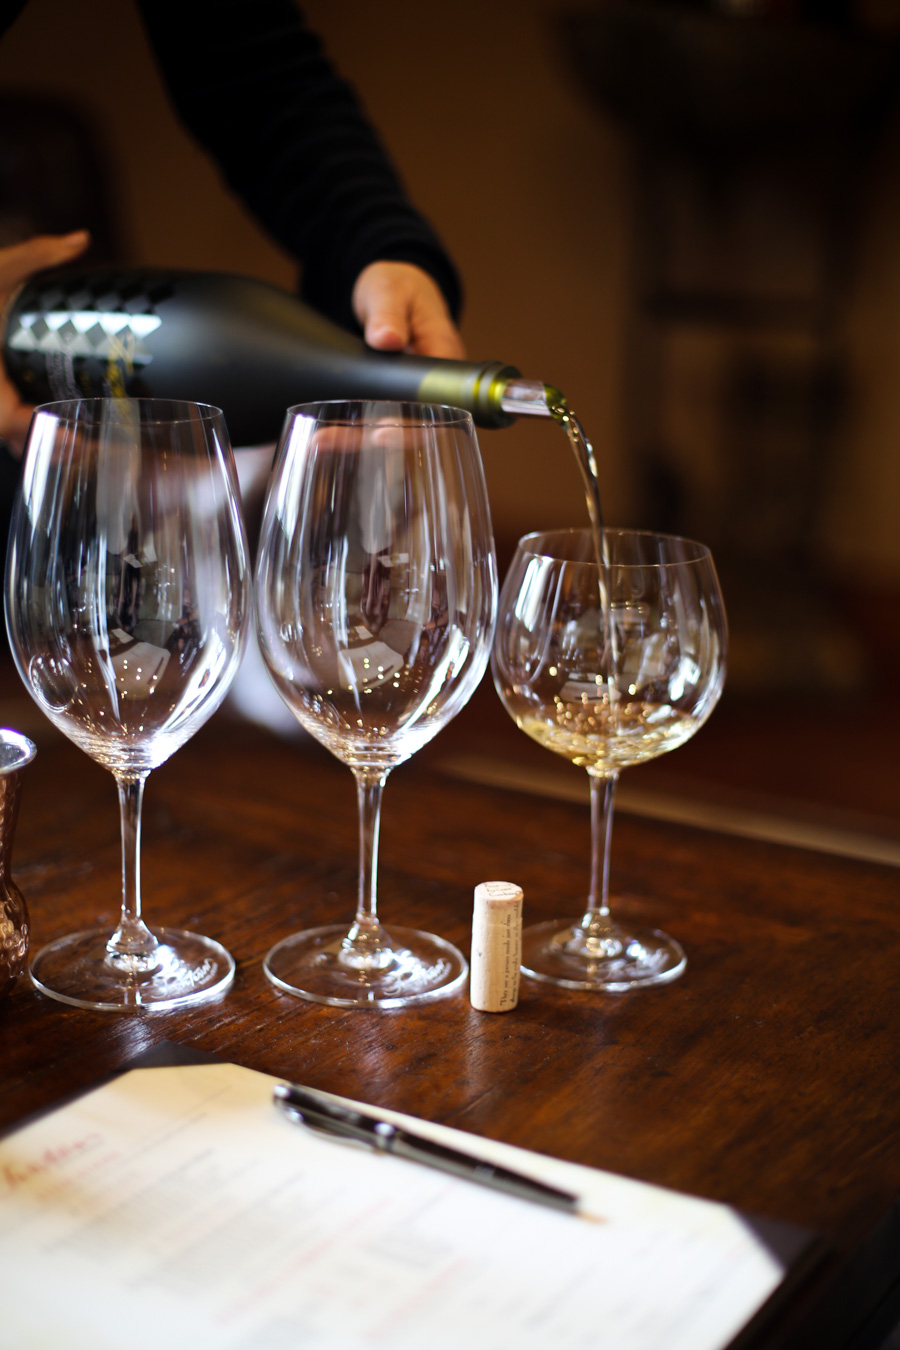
xmin=0 ymin=230 xmax=91 ymax=456
xmin=352 ymin=261 xmax=465 ymax=360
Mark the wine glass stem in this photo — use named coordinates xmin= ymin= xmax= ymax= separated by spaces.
xmin=584 ymin=771 xmax=619 ymax=936
xmin=345 ymin=770 xmax=390 ymax=959
xmin=107 ymin=774 xmax=158 ymax=963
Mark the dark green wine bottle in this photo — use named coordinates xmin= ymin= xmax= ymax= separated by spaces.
xmin=5 ymin=267 xmax=558 ymax=445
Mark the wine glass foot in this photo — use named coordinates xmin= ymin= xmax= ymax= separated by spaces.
xmin=521 ymin=918 xmax=686 ymax=992
xmin=29 ymin=926 xmax=235 ymax=1011
xmin=264 ymin=924 xmax=468 ymax=1009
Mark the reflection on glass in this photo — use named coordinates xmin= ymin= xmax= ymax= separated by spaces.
xmin=5 ymin=398 xmax=249 ymax=1010
xmin=492 ymin=528 xmax=727 ymax=991
xmin=256 ymin=400 xmax=497 ymax=1008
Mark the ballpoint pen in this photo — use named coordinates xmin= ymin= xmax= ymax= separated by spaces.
xmin=273 ymin=1082 xmax=583 ymax=1216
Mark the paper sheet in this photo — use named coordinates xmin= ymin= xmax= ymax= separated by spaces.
xmin=0 ymin=1063 xmax=794 ymax=1350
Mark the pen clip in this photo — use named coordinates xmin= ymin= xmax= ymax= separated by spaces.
xmin=274 ymin=1084 xmax=396 ymax=1152
xmin=280 ymin=1105 xmax=377 ymax=1152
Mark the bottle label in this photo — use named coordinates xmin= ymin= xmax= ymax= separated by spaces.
xmin=9 ymin=310 xmax=160 ymax=398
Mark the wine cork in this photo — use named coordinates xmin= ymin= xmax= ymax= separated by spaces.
xmin=470 ymin=882 xmax=523 ymax=1013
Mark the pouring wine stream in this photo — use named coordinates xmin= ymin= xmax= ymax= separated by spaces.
xmin=500 ymin=381 xmax=625 ymax=959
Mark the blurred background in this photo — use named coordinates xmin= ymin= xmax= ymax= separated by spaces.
xmin=0 ymin=0 xmax=898 ymax=846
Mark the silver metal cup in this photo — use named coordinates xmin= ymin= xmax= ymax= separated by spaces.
xmin=0 ymin=730 xmax=37 ymax=999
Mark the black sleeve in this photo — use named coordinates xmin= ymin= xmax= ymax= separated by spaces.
xmin=134 ymin=0 xmax=462 ymax=331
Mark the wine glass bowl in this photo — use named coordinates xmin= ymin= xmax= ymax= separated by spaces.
xmin=492 ymin=527 xmax=727 ymax=991
xmin=5 ymin=398 xmax=250 ymax=1010
xmin=256 ymin=400 xmax=497 ymax=1008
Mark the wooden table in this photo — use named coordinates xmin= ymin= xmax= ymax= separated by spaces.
xmin=2 ymin=697 xmax=899 ymax=1350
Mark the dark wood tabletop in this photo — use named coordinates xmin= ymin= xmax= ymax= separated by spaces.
xmin=1 ymin=681 xmax=899 ymax=1350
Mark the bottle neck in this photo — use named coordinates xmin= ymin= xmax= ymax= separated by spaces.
xmin=497 ymin=378 xmax=565 ymax=420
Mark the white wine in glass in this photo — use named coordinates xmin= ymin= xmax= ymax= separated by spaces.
xmin=256 ymin=400 xmax=497 ymax=1008
xmin=492 ymin=528 xmax=727 ymax=991
xmin=5 ymin=398 xmax=250 ymax=1010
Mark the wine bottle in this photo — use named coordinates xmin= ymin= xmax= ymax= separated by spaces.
xmin=4 ymin=267 xmax=559 ymax=445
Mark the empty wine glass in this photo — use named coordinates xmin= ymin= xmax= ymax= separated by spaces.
xmin=5 ymin=398 xmax=250 ymax=1010
xmin=492 ymin=528 xmax=727 ymax=991
xmin=255 ymin=400 xmax=497 ymax=1008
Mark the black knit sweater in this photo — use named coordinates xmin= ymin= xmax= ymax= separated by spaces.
xmin=2 ymin=0 xmax=462 ymax=332
xmin=138 ymin=0 xmax=462 ymax=331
